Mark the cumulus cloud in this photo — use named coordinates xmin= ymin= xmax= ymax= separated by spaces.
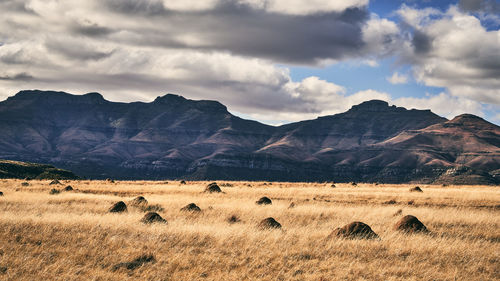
xmin=394 ymin=92 xmax=484 ymax=119
xmin=361 ymin=14 xmax=401 ymax=58
xmin=397 ymin=5 xmax=500 ymax=105
xmin=387 ymin=72 xmax=409 ymax=84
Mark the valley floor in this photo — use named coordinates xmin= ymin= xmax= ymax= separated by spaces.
xmin=0 ymin=180 xmax=498 ymax=280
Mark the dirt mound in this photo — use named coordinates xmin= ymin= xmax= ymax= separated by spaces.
xmin=394 ymin=215 xmax=429 ymax=233
xmin=227 ymin=215 xmax=241 ymax=224
xmin=258 ymin=217 xmax=282 ymax=229
xmin=109 ymin=201 xmax=127 ymax=213
xmin=64 ymin=185 xmax=73 ymax=191
xmin=49 ymin=188 xmax=60 ymax=195
xmin=256 ymin=196 xmax=272 ymax=205
xmin=204 ymin=182 xmax=222 ymax=193
xmin=330 ymin=222 xmax=379 ymax=239
xmin=180 ymin=203 xmax=201 ymax=212
xmin=49 ymin=179 xmax=61 ymax=185
xmin=409 ymin=186 xmax=423 ymax=192
xmin=141 ymin=212 xmax=167 ymax=224
xmin=131 ymin=196 xmax=148 ymax=205
xmin=112 ymin=254 xmax=156 ymax=271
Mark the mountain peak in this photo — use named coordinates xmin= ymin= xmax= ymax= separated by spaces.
xmin=153 ymin=93 xmax=187 ymax=104
xmin=449 ymin=114 xmax=485 ymax=123
xmin=446 ymin=113 xmax=498 ymax=129
xmin=10 ymin=90 xmax=68 ymax=100
xmin=7 ymin=90 xmax=107 ymax=104
xmin=348 ymin=100 xmax=396 ymax=112
xmin=82 ymin=92 xmax=105 ymax=101
xmin=153 ymin=93 xmax=228 ymax=113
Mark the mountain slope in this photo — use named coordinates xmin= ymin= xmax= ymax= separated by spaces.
xmin=0 ymin=90 xmax=498 ymax=183
xmin=259 ymin=100 xmax=446 ymax=161
xmin=0 ymin=159 xmax=79 ymax=180
xmin=0 ymin=90 xmax=276 ymax=178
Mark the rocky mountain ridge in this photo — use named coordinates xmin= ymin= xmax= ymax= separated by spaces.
xmin=0 ymin=90 xmax=498 ymax=184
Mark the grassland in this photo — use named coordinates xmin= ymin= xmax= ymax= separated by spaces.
xmin=0 ymin=180 xmax=498 ymax=280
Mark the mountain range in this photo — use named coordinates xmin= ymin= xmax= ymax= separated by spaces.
xmin=0 ymin=90 xmax=498 ymax=184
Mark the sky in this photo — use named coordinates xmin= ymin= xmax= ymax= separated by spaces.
xmin=0 ymin=0 xmax=499 ymax=125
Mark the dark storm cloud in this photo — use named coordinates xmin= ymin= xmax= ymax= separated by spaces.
xmin=459 ymin=0 xmax=482 ymax=11
xmin=0 ymin=0 xmax=37 ymax=14
xmin=102 ymin=1 xmax=370 ymax=64
xmin=104 ymin=0 xmax=168 ymax=16
xmin=204 ymin=4 xmax=369 ymax=63
xmin=472 ymin=55 xmax=500 ymax=78
xmin=0 ymin=72 xmax=34 ymax=81
xmin=0 ymin=50 xmax=27 ymax=65
xmin=459 ymin=0 xmax=500 ymax=13
xmin=72 ymin=22 xmax=115 ymax=37
xmin=45 ymin=40 xmax=115 ymax=61
xmin=412 ymin=29 xmax=432 ymax=54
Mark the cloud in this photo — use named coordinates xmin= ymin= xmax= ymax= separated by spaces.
xmin=459 ymin=0 xmax=500 ymax=13
xmin=44 ymin=38 xmax=115 ymax=62
xmin=394 ymin=92 xmax=484 ymax=119
xmin=71 ymin=21 xmax=115 ymax=37
xmin=397 ymin=4 xmax=441 ymax=28
xmin=0 ymin=0 xmax=390 ymax=66
xmin=361 ymin=14 xmax=401 ymax=58
xmin=0 ymin=72 xmax=33 ymax=81
xmin=387 ymin=72 xmax=409 ymax=84
xmin=238 ymin=0 xmax=369 ymax=15
xmin=396 ymin=5 xmax=500 ymax=105
xmin=94 ymin=0 xmax=373 ymax=64
xmin=104 ymin=0 xmax=369 ymax=15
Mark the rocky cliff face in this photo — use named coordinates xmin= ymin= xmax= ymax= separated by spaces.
xmin=0 ymin=90 xmax=498 ymax=184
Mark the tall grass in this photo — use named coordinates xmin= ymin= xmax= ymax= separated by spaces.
xmin=0 ymin=180 xmax=498 ymax=280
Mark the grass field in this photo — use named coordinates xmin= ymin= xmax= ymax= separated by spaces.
xmin=0 ymin=179 xmax=498 ymax=280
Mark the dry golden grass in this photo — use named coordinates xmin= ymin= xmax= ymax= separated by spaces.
xmin=0 ymin=179 xmax=498 ymax=280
